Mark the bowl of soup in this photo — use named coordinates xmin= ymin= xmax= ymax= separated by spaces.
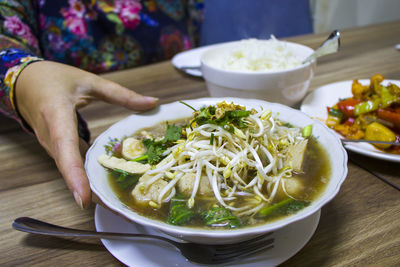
xmin=201 ymin=38 xmax=316 ymax=107
xmin=85 ymin=97 xmax=347 ymax=244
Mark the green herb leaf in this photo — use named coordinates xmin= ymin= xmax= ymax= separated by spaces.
xmin=201 ymin=206 xmax=242 ymax=228
xmin=111 ymin=169 xmax=140 ymax=189
xmin=167 ymin=195 xmax=195 ymax=225
xmin=164 ymin=123 xmax=182 ymax=143
xmin=112 ymin=168 xmax=129 ymax=182
xmin=258 ymin=198 xmax=310 ymax=217
xmin=190 ymin=105 xmax=251 ymax=132
xmin=141 ymin=123 xmax=182 ymax=165
xmin=226 ymin=110 xmax=251 ymax=118
xmin=142 ymin=139 xmax=165 ymax=164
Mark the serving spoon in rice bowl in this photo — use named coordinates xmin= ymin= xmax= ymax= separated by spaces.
xmin=302 ymin=30 xmax=341 ymax=64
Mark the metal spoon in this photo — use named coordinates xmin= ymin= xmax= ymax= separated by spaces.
xmin=12 ymin=217 xmax=274 ymax=265
xmin=341 ymin=139 xmax=400 ymax=146
xmin=302 ymin=30 xmax=341 ymax=64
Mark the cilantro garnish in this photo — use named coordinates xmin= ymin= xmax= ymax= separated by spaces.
xmin=141 ymin=123 xmax=182 ymax=164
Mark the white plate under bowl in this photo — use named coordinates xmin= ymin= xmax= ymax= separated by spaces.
xmin=172 ymin=45 xmax=221 ymax=77
xmin=300 ymin=79 xmax=400 ymax=162
xmin=95 ymin=205 xmax=321 ymax=267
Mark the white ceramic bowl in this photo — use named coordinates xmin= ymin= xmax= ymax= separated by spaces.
xmin=201 ymin=40 xmax=316 ymax=106
xmin=85 ymin=97 xmax=347 ymax=244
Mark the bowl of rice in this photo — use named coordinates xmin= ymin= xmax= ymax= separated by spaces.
xmin=201 ymin=38 xmax=316 ymax=106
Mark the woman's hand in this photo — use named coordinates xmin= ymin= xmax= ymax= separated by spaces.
xmin=15 ymin=61 xmax=158 ymax=209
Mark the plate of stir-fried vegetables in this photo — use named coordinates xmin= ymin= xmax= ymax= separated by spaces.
xmin=301 ymin=74 xmax=400 ymax=162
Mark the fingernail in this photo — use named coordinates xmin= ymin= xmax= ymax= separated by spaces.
xmin=145 ymin=96 xmax=159 ymax=102
xmin=73 ymin=191 xmax=84 ymax=210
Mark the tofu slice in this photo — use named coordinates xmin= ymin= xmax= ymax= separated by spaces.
xmin=284 ymin=139 xmax=308 ymax=172
xmin=97 ymin=154 xmax=150 ymax=174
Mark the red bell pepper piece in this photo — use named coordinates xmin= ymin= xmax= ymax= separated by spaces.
xmin=377 ymin=108 xmax=400 ymax=128
xmin=344 ymin=117 xmax=355 ymax=126
xmin=337 ymin=99 xmax=361 ymax=117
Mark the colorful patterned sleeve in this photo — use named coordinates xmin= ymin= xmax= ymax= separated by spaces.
xmin=0 ymin=49 xmax=42 ymax=121
xmin=0 ymin=1 xmax=43 ymax=126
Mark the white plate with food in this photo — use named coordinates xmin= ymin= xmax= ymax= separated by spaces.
xmin=95 ymin=204 xmax=321 ymax=267
xmin=300 ymin=79 xmax=400 ymax=162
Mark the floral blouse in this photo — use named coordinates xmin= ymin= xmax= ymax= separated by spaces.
xmin=0 ymin=0 xmax=203 ymax=130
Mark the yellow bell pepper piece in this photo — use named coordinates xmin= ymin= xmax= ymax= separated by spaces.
xmin=365 ymin=122 xmax=396 ymax=149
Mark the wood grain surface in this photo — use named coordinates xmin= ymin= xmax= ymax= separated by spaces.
xmin=1 ymin=21 xmax=400 ymax=267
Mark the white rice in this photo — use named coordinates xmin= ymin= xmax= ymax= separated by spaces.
xmin=206 ymin=37 xmax=302 ymax=72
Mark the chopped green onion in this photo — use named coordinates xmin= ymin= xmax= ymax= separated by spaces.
xmin=302 ymin=124 xmax=312 ymax=137
xmin=130 ymin=155 xmax=148 ymax=162
xmin=179 ymin=101 xmax=197 ymax=111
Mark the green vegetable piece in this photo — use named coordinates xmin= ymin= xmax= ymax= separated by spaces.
xmin=284 ymin=199 xmax=310 ymax=214
xmin=130 ymin=154 xmax=149 ymax=162
xmin=167 ymin=195 xmax=195 ymax=226
xmin=227 ymin=110 xmax=251 ymax=118
xmin=201 ymin=206 xmax=242 ymax=228
xmin=354 ymin=99 xmax=380 ymax=116
xmin=120 ymin=175 xmax=140 ymax=189
xmin=146 ymin=143 xmax=165 ymax=164
xmin=258 ymin=198 xmax=310 ymax=217
xmin=283 ymin=122 xmax=294 ymax=128
xmin=189 ymin=104 xmax=251 ymax=132
xmin=141 ymin=123 xmax=182 ymax=165
xmin=164 ymin=123 xmax=182 ymax=143
xmin=112 ymin=169 xmax=140 ymax=189
xmin=179 ymin=101 xmax=197 ymax=111
xmin=328 ymin=108 xmax=344 ymax=118
xmin=380 ymin=86 xmax=397 ymax=108
xmin=112 ymin=168 xmax=129 ymax=182
xmin=302 ymin=125 xmax=313 ymax=137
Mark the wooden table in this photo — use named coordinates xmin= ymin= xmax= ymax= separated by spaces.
xmin=1 ymin=21 xmax=400 ymax=266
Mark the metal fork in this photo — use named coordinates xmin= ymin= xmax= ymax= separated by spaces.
xmin=13 ymin=217 xmax=274 ymax=265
